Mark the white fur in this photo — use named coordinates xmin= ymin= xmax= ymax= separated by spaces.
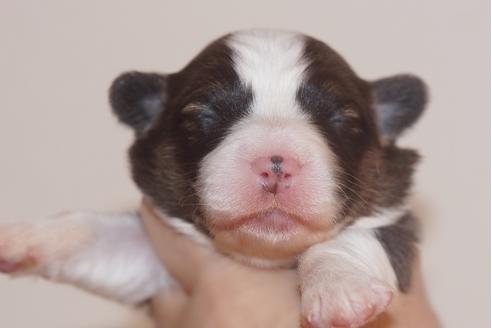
xmin=228 ymin=29 xmax=307 ymax=120
xmin=300 ymin=226 xmax=397 ymax=287
xmin=298 ymin=225 xmax=397 ymax=326
xmin=0 ymin=211 xmax=172 ymax=304
xmin=353 ymin=206 xmax=407 ymax=229
xmin=155 ymin=209 xmax=212 ymax=248
xmin=229 ymin=253 xmax=296 ymax=269
xmin=198 ymin=119 xmax=338 ymax=216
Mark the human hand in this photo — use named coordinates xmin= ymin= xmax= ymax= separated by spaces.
xmin=140 ymin=199 xmax=440 ymax=328
xmin=140 ymin=199 xmax=300 ymax=328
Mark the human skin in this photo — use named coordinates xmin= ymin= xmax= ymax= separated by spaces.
xmin=139 ymin=200 xmax=440 ymax=328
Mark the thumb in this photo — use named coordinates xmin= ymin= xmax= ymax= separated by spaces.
xmin=140 ymin=198 xmax=216 ymax=293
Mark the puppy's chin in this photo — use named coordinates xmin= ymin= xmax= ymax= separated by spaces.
xmin=209 ymin=210 xmax=336 ymax=266
xmin=226 ymin=252 xmax=298 ymax=269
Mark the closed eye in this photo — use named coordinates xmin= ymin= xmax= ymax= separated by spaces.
xmin=330 ymin=108 xmax=360 ymax=124
xmin=181 ymin=103 xmax=219 ymax=133
xmin=182 ymin=103 xmax=204 ymax=115
xmin=342 ymin=108 xmax=360 ymax=120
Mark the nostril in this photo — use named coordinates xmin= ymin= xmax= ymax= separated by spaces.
xmin=284 ymin=173 xmax=292 ymax=179
xmin=260 ymin=172 xmax=269 ymax=179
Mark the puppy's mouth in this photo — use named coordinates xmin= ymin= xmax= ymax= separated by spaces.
xmin=207 ymin=208 xmax=334 ymax=262
xmin=211 ymin=208 xmax=307 ymax=234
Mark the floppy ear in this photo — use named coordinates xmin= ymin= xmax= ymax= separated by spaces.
xmin=109 ymin=71 xmax=168 ymax=134
xmin=371 ymin=74 xmax=428 ymax=143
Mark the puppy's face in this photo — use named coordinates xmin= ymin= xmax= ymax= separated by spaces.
xmin=110 ymin=30 xmax=426 ymax=263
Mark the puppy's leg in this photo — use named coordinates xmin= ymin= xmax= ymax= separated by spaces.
xmin=0 ymin=211 xmax=172 ymax=304
xmin=299 ymin=214 xmax=418 ymax=328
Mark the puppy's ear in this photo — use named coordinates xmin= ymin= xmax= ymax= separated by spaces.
xmin=109 ymin=71 xmax=168 ymax=134
xmin=371 ymin=74 xmax=428 ymax=143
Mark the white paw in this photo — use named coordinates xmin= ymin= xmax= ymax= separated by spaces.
xmin=0 ymin=223 xmax=41 ymax=273
xmin=301 ymin=274 xmax=393 ymax=328
xmin=0 ymin=212 xmax=92 ymax=274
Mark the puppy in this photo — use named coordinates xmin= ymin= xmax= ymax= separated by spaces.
xmin=0 ymin=29 xmax=426 ymax=327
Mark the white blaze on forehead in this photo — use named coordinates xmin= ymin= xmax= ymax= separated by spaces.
xmin=228 ymin=30 xmax=308 ymax=119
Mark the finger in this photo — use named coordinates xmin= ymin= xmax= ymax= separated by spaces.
xmin=151 ymin=287 xmax=189 ymax=328
xmin=365 ymin=254 xmax=440 ymax=328
xmin=140 ymin=198 xmax=216 ymax=292
xmin=386 ymin=255 xmax=440 ymax=327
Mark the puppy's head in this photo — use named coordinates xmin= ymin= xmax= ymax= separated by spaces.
xmin=110 ymin=30 xmax=427 ymax=264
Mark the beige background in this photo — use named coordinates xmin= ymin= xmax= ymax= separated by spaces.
xmin=0 ymin=0 xmax=489 ymax=327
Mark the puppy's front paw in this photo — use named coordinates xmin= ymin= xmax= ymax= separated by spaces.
xmin=0 ymin=224 xmax=41 ymax=273
xmin=0 ymin=212 xmax=92 ymax=275
xmin=301 ymin=274 xmax=393 ymax=328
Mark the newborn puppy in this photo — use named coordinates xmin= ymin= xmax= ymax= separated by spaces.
xmin=0 ymin=29 xmax=426 ymax=327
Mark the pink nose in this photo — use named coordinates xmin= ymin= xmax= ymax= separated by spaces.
xmin=251 ymin=155 xmax=301 ymax=194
